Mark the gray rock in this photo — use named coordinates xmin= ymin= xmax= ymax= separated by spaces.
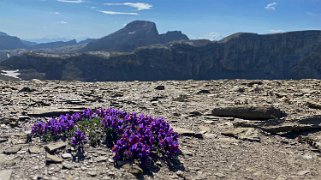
xmin=197 ymin=89 xmax=210 ymax=94
xmin=212 ymin=106 xmax=286 ymax=120
xmin=173 ymin=127 xmax=203 ymax=139
xmin=44 ymin=141 xmax=66 ymax=153
xmin=213 ymin=172 xmax=225 ymax=178
xmin=189 ymin=111 xmax=202 ymax=117
xmin=61 ymin=153 xmax=72 ymax=159
xmin=155 ymin=85 xmax=165 ymax=90
xmin=19 ymin=87 xmax=35 ymax=93
xmin=198 ymin=125 xmax=211 ymax=134
xmin=261 ymin=115 xmax=321 ymax=133
xmin=46 ymin=153 xmax=64 ymax=164
xmin=0 ymin=169 xmax=13 ymax=180
xmin=0 ymin=138 xmax=7 ymax=143
xmin=297 ymin=170 xmax=310 ymax=176
xmin=28 ymin=146 xmax=42 ymax=154
xmin=96 ymin=156 xmax=108 ymax=163
xmin=18 ymin=115 xmax=30 ymax=121
xmin=233 ymin=118 xmax=284 ymax=128
xmin=3 ymin=145 xmax=22 ymax=154
xmin=27 ymin=107 xmax=91 ymax=117
xmin=0 ymin=154 xmax=21 ymax=166
xmin=232 ymin=86 xmax=246 ymax=93
xmin=62 ymin=162 xmax=74 ymax=169
xmin=122 ymin=164 xmax=143 ymax=176
xmin=222 ymin=128 xmax=261 ymax=142
xmin=87 ymin=171 xmax=97 ymax=177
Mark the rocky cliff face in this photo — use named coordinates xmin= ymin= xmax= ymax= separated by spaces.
xmin=83 ymin=21 xmax=189 ymax=52
xmin=1 ymin=30 xmax=321 ymax=81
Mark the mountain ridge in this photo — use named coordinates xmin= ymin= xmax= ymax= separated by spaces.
xmin=1 ymin=29 xmax=321 ymax=81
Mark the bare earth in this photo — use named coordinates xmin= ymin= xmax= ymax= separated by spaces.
xmin=1 ymin=79 xmax=321 ymax=180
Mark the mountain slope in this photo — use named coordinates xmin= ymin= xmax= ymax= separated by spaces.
xmin=0 ymin=32 xmax=28 ymax=50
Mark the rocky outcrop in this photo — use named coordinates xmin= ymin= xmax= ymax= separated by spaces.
xmin=160 ymin=31 xmax=189 ymax=43
xmin=83 ymin=20 xmax=189 ymax=52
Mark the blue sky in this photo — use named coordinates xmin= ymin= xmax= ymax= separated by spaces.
xmin=0 ymin=0 xmax=320 ymax=42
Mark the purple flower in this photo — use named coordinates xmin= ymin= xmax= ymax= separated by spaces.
xmin=71 ymin=129 xmax=87 ymax=147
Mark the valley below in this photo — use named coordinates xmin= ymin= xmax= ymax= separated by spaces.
xmin=1 ymin=79 xmax=321 ymax=179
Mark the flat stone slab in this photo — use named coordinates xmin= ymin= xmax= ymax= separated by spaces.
xmin=3 ymin=145 xmax=22 ymax=154
xmin=27 ymin=106 xmax=94 ymax=117
xmin=0 ymin=154 xmax=20 ymax=166
xmin=46 ymin=153 xmax=64 ymax=164
xmin=28 ymin=108 xmax=80 ymax=117
xmin=0 ymin=170 xmax=13 ymax=180
xmin=173 ymin=127 xmax=203 ymax=139
xmin=258 ymin=115 xmax=321 ymax=134
xmin=212 ymin=106 xmax=286 ymax=120
xmin=28 ymin=146 xmax=42 ymax=154
xmin=44 ymin=141 xmax=66 ymax=153
xmin=222 ymin=128 xmax=261 ymax=142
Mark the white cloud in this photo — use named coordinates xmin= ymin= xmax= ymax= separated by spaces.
xmin=306 ymin=11 xmax=321 ymax=17
xmin=269 ymin=29 xmax=283 ymax=33
xmin=98 ymin=10 xmax=138 ymax=15
xmin=208 ymin=32 xmax=222 ymax=40
xmin=104 ymin=2 xmax=152 ymax=11
xmin=199 ymin=32 xmax=223 ymax=40
xmin=265 ymin=2 xmax=277 ymax=10
xmin=58 ymin=21 xmax=68 ymax=24
xmin=57 ymin=0 xmax=84 ymax=3
xmin=50 ymin=11 xmax=60 ymax=15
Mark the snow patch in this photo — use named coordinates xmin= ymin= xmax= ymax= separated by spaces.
xmin=1 ymin=69 xmax=20 ymax=79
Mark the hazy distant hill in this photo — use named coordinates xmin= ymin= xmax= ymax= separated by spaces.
xmin=0 ymin=32 xmax=91 ymax=51
xmin=2 ymin=29 xmax=321 ymax=81
xmin=32 ymin=39 xmax=77 ymax=49
xmin=0 ymin=32 xmax=29 ymax=50
xmin=83 ymin=20 xmax=189 ymax=52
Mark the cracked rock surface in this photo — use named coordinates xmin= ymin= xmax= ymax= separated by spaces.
xmin=1 ymin=79 xmax=321 ymax=179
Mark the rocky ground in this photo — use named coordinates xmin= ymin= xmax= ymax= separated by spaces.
xmin=1 ymin=79 xmax=321 ymax=180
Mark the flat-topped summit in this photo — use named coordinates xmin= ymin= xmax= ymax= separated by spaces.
xmin=83 ymin=20 xmax=189 ymax=52
xmin=123 ymin=20 xmax=158 ymax=32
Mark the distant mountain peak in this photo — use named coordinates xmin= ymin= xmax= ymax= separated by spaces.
xmin=83 ymin=20 xmax=189 ymax=52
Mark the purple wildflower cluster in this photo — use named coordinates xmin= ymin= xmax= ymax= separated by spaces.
xmin=30 ymin=108 xmax=180 ymax=165
xmin=98 ymin=109 xmax=180 ymax=162
xmin=31 ymin=113 xmax=81 ymax=139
